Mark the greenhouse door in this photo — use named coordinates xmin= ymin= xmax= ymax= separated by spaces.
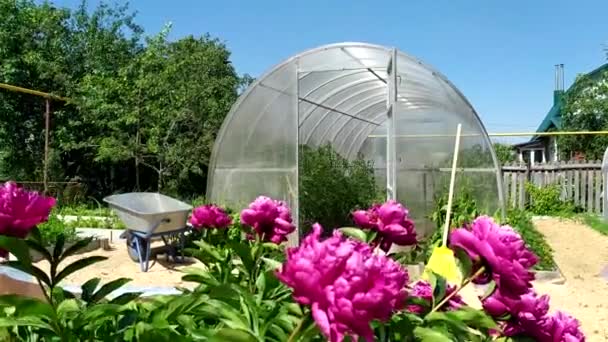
xmin=386 ymin=48 xmax=398 ymax=200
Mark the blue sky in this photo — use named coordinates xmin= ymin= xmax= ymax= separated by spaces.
xmin=54 ymin=0 xmax=608 ymax=142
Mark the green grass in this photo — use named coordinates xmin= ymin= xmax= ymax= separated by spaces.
xmin=576 ymin=213 xmax=608 ymax=236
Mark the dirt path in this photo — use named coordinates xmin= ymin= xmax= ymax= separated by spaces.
xmin=33 ymin=242 xmax=203 ymax=288
xmin=460 ymin=218 xmax=608 ymax=341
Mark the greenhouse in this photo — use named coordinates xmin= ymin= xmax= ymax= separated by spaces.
xmin=207 ymin=42 xmax=505 ymax=242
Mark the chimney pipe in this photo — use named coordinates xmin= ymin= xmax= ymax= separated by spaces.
xmin=560 ymin=64 xmax=565 ymax=91
xmin=554 ymin=64 xmax=565 ymax=91
xmin=553 ymin=64 xmax=559 ymax=91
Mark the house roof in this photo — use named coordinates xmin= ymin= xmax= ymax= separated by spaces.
xmin=533 ymin=97 xmax=562 ymax=137
xmin=531 ymin=62 xmax=608 ymax=141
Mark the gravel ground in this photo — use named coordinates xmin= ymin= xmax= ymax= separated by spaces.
xmin=459 ymin=217 xmax=608 ymax=341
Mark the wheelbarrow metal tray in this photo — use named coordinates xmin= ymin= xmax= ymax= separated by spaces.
xmin=104 ymin=192 xmax=192 ymax=235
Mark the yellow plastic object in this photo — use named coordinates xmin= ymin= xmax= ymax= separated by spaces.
xmin=423 ymin=245 xmax=461 ymax=284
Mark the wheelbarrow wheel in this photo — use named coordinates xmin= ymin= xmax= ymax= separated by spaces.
xmin=126 ymin=235 xmax=149 ymax=262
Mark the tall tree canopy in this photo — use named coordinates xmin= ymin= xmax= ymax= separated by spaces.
xmin=0 ymin=0 xmax=245 ymax=200
xmin=559 ymin=70 xmax=608 ymax=160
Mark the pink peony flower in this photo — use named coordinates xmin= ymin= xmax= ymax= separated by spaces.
xmin=449 ymin=216 xmax=538 ymax=298
xmin=276 ymin=224 xmax=408 ymax=342
xmin=406 ymin=280 xmax=466 ymax=314
xmin=544 ymin=311 xmax=585 ymax=342
xmin=189 ymin=204 xmax=232 ymax=230
xmin=240 ymin=196 xmax=295 ymax=244
xmin=482 ymin=289 xmax=551 ymax=338
xmin=352 ymin=200 xmax=416 ymax=252
xmin=0 ymin=182 xmax=56 ymax=257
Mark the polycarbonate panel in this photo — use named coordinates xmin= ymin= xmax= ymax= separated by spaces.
xmin=207 ymin=42 xmax=504 ymax=241
xmin=207 ymin=61 xmax=298 ymax=214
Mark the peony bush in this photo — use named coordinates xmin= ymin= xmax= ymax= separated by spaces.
xmin=0 ymin=187 xmax=585 ymax=341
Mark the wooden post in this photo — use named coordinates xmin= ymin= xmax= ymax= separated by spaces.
xmin=43 ymin=98 xmax=50 ymax=195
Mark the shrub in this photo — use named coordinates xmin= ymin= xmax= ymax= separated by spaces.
xmin=298 ymin=144 xmax=383 ymax=234
xmin=37 ymin=212 xmax=78 ymax=246
xmin=525 ymin=182 xmax=579 ymax=216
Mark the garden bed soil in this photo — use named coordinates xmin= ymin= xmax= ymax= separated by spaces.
xmin=33 ymin=241 xmax=204 ymax=288
xmin=460 ymin=218 xmax=608 ymax=341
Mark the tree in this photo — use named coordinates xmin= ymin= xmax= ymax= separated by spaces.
xmin=0 ymin=0 xmax=243 ymax=200
xmin=559 ymin=71 xmax=608 ymax=160
xmin=492 ymin=143 xmax=515 ymax=165
xmin=76 ymin=26 xmax=241 ymax=196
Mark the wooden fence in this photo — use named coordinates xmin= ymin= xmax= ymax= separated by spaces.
xmin=501 ymin=160 xmax=604 ymax=214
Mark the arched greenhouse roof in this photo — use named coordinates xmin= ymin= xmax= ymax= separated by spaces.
xmin=208 ymin=42 xmax=504 ymax=239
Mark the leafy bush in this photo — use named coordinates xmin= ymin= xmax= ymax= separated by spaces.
xmin=504 ymin=208 xmax=556 ymax=271
xmin=298 ymin=144 xmax=382 ymax=234
xmin=37 ymin=213 xmax=78 ymax=247
xmin=63 ymin=216 xmax=126 ymax=230
xmin=525 ymin=182 xmax=579 ymax=216
xmin=58 ymin=204 xmax=113 ymax=217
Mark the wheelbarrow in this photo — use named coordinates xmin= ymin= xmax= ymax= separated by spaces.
xmin=104 ymin=192 xmax=193 ymax=272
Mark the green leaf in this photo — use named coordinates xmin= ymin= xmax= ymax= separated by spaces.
xmin=182 ymin=266 xmax=220 ymax=286
xmin=208 ymin=328 xmax=258 ymax=342
xmin=261 ymin=257 xmax=282 ymax=271
xmin=414 ymin=326 xmax=452 ymax=341
xmin=59 ymin=237 xmax=95 ymax=262
xmin=0 ymin=317 xmax=56 ymax=332
xmin=28 ymin=227 xmax=43 ymax=244
xmin=432 ymin=274 xmax=447 ymax=307
xmin=229 ymin=241 xmax=254 ymax=272
xmin=337 ymin=227 xmax=367 ymax=242
xmin=0 ymin=236 xmax=32 ymax=265
xmin=454 ymin=248 xmax=473 ymax=279
xmin=25 ymin=239 xmax=52 ymax=263
xmin=3 ymin=261 xmax=51 ymax=288
xmin=54 ymin=256 xmax=107 ymax=284
xmin=110 ymin=292 xmax=143 ymax=305
xmin=0 ymin=295 xmax=55 ymax=317
xmin=91 ymin=278 xmax=132 ymax=303
xmin=56 ymin=298 xmax=80 ymax=317
xmin=480 ymin=281 xmax=497 ymax=301
xmin=81 ymin=277 xmax=102 ymax=302
xmin=441 ymin=308 xmax=497 ymax=330
xmin=255 ymin=272 xmax=266 ymax=296
xmin=285 ymin=303 xmax=302 ymax=316
xmin=194 ymin=240 xmax=224 ymax=262
xmin=53 ymin=233 xmax=66 ymax=261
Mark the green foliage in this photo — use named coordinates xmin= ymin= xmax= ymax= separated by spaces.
xmin=0 ymin=212 xmax=528 ymax=341
xmin=493 ymin=143 xmax=515 ymax=165
xmin=577 ymin=213 xmax=608 ymax=236
xmin=426 ymin=185 xmax=557 ymax=271
xmin=37 ymin=212 xmax=78 ymax=246
xmin=422 ymin=185 xmax=482 ymax=262
xmin=0 ymin=0 xmax=247 ymax=200
xmin=559 ymin=70 xmax=608 ymax=160
xmin=503 ymin=209 xmax=556 ymax=271
xmin=298 ymin=144 xmax=383 ymax=234
xmin=525 ymin=182 xmax=578 ymax=216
